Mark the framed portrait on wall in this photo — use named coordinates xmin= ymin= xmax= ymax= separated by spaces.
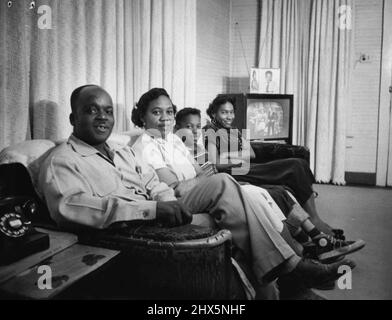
xmin=249 ymin=68 xmax=281 ymax=94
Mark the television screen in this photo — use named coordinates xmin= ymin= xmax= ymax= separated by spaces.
xmin=247 ymin=99 xmax=290 ymax=141
xmin=217 ymin=93 xmax=293 ymax=144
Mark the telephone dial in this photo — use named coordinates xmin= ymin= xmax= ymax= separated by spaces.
xmin=0 ymin=196 xmax=49 ymax=265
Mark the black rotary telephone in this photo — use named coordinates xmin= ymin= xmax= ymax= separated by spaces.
xmin=0 ymin=196 xmax=49 ymax=265
xmin=0 ymin=164 xmax=50 ymax=266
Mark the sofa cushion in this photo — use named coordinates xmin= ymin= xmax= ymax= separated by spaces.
xmin=0 ymin=140 xmax=57 ymax=195
xmin=110 ymin=129 xmax=144 ymax=147
xmin=0 ymin=140 xmax=56 ymax=166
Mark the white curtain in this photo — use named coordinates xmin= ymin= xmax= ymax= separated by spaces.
xmin=0 ymin=0 xmax=196 ymax=147
xmin=258 ymin=0 xmax=353 ymax=184
xmin=306 ymin=0 xmax=353 ymax=184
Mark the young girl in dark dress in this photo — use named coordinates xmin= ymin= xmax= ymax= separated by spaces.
xmin=203 ymin=95 xmax=342 ymax=237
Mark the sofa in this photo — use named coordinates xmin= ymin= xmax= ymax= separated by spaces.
xmin=0 ymin=132 xmax=310 ymax=299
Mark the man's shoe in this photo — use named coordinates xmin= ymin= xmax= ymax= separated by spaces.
xmin=303 ymin=235 xmax=366 ymax=263
xmin=285 ymin=258 xmax=356 ymax=289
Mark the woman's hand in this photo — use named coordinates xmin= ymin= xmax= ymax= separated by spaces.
xmin=198 ymin=162 xmax=218 ymax=177
xmin=230 ymin=158 xmax=246 ymax=167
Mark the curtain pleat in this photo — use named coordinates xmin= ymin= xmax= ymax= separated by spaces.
xmin=140 ymin=0 xmax=152 ymax=93
xmin=0 ymin=0 xmax=196 ymax=149
xmin=0 ymin=0 xmax=31 ymax=147
xmin=115 ymin=0 xmax=126 ymax=132
xmin=123 ymin=0 xmax=134 ymax=131
xmin=172 ymin=0 xmax=186 ymax=107
xmin=184 ymin=0 xmax=196 ymax=107
xmin=162 ymin=2 xmax=174 ymax=96
xmin=150 ymin=0 xmax=163 ymax=88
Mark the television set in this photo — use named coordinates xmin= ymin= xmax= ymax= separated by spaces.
xmin=218 ymin=93 xmax=294 ymax=145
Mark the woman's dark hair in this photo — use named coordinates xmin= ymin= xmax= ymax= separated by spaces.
xmin=206 ymin=95 xmax=236 ymax=120
xmin=131 ymin=88 xmax=177 ymax=128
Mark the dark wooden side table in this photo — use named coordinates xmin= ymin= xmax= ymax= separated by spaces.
xmin=0 ymin=228 xmax=119 ymax=300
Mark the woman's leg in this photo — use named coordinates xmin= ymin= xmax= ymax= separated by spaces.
xmin=240 ymin=184 xmax=303 ymax=256
xmin=184 ymin=174 xmax=353 ymax=289
xmin=302 ymin=193 xmax=334 ymax=235
xmin=232 ymin=159 xmax=335 ymax=234
xmin=181 ymin=173 xmax=298 ymax=283
xmin=236 ymin=184 xmax=360 ymax=260
xmin=241 ymin=184 xmax=324 ymax=243
xmin=233 ymin=159 xmax=314 ymax=205
xmin=280 ymin=224 xmax=303 ymax=256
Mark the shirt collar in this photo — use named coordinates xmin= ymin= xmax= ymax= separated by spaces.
xmin=144 ymin=130 xmax=174 ymax=144
xmin=68 ymin=135 xmax=117 ymax=158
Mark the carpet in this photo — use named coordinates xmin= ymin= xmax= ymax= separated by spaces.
xmin=311 ymin=184 xmax=392 ymax=300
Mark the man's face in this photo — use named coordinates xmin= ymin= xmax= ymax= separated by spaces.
xmin=71 ymin=87 xmax=115 ymax=146
xmin=177 ymin=114 xmax=202 ymax=144
xmin=266 ymin=72 xmax=273 ymax=82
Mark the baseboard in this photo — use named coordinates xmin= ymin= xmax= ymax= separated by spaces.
xmin=345 ymin=172 xmax=377 ymax=186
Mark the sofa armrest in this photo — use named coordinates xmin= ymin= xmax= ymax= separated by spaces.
xmin=251 ymin=142 xmax=310 ymax=164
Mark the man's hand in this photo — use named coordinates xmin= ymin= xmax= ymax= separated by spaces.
xmin=156 ymin=200 xmax=193 ymax=227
